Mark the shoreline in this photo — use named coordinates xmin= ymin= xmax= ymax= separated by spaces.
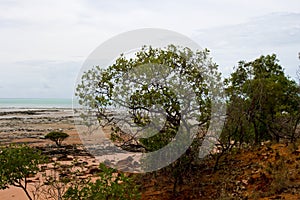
xmin=0 ymin=107 xmax=100 ymax=200
xmin=0 ymin=107 xmax=142 ymax=199
xmin=0 ymin=107 xmax=73 ymax=111
xmin=0 ymin=108 xmax=79 ymax=146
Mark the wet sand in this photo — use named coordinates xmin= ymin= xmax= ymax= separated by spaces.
xmin=0 ymin=108 xmax=89 ymax=199
xmin=0 ymin=108 xmax=141 ymax=199
xmin=0 ymin=108 xmax=80 ymax=146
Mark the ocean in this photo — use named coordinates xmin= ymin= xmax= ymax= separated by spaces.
xmin=0 ymin=98 xmax=73 ymax=108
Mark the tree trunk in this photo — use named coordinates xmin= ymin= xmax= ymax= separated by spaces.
xmin=20 ymin=181 xmax=33 ymax=200
xmin=253 ymin=120 xmax=259 ymax=145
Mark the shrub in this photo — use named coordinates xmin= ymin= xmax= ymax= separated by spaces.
xmin=45 ymin=131 xmax=69 ymax=147
xmin=63 ymin=163 xmax=141 ymax=200
xmin=0 ymin=144 xmax=45 ymax=200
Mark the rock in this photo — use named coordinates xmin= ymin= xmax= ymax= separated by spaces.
xmin=57 ymin=154 xmax=73 ymax=161
xmin=38 ymin=135 xmax=45 ymax=139
xmin=242 ymin=179 xmax=248 ymax=185
xmin=41 ymin=165 xmax=48 ymax=172
xmin=133 ymin=161 xmax=140 ymax=168
xmin=116 ymin=159 xmax=130 ymax=167
xmin=126 ymin=156 xmax=134 ymax=162
xmin=104 ymin=159 xmax=113 ymax=166
xmin=88 ymin=167 xmax=102 ymax=174
xmin=82 ymin=161 xmax=88 ymax=166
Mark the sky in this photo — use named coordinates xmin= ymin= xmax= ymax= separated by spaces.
xmin=0 ymin=0 xmax=299 ymax=98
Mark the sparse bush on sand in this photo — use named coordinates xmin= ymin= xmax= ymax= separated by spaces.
xmin=45 ymin=131 xmax=69 ymax=147
xmin=0 ymin=144 xmax=45 ymax=200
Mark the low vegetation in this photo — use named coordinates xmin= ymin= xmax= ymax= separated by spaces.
xmin=64 ymin=163 xmax=140 ymax=200
xmin=0 ymin=144 xmax=141 ymax=200
xmin=0 ymin=144 xmax=45 ymax=200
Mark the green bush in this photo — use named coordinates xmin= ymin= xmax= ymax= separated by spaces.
xmin=63 ymin=163 xmax=141 ymax=200
xmin=0 ymin=144 xmax=45 ymax=200
xmin=45 ymin=131 xmax=69 ymax=147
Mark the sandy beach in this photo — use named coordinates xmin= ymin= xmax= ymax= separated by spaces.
xmin=0 ymin=108 xmax=144 ymax=199
xmin=0 ymin=108 xmax=96 ymax=199
xmin=0 ymin=108 xmax=79 ymax=146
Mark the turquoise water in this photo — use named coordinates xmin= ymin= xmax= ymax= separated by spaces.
xmin=0 ymin=98 xmax=73 ymax=108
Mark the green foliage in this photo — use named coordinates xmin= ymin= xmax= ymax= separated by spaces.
xmin=223 ymin=54 xmax=300 ymax=145
xmin=75 ymin=45 xmax=223 ymax=193
xmin=45 ymin=131 xmax=69 ymax=147
xmin=0 ymin=144 xmax=45 ymax=200
xmin=63 ymin=163 xmax=141 ymax=200
xmin=75 ymin=45 xmax=221 ymax=151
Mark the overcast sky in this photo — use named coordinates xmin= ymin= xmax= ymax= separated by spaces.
xmin=0 ymin=0 xmax=299 ymax=98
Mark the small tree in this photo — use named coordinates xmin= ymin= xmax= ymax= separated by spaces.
xmin=45 ymin=131 xmax=69 ymax=147
xmin=0 ymin=144 xmax=45 ymax=200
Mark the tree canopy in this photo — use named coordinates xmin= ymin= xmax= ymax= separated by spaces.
xmin=45 ymin=131 xmax=69 ymax=147
xmin=223 ymin=54 xmax=300 ymax=145
xmin=75 ymin=45 xmax=224 ymax=174
xmin=0 ymin=144 xmax=45 ymax=200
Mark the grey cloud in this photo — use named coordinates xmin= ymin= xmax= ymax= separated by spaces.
xmin=192 ymin=12 xmax=300 ymax=78
xmin=0 ymin=19 xmax=30 ymax=29
xmin=0 ymin=60 xmax=82 ymax=98
xmin=194 ymin=13 xmax=300 ymax=48
xmin=15 ymin=60 xmax=58 ymax=66
xmin=43 ymin=83 xmax=51 ymax=89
